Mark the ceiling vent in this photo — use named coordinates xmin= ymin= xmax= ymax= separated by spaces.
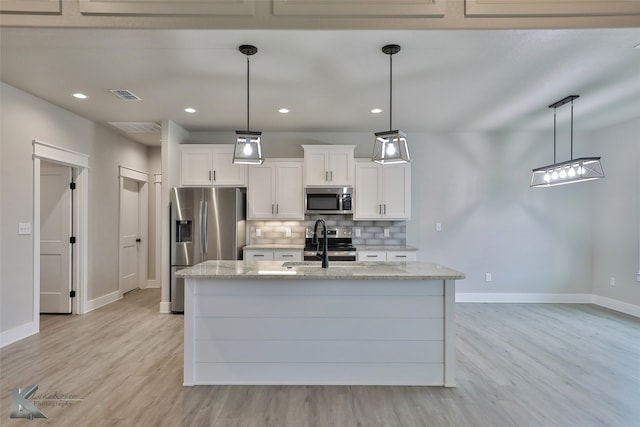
xmin=109 ymin=89 xmax=142 ymax=101
xmin=108 ymin=122 xmax=161 ymax=133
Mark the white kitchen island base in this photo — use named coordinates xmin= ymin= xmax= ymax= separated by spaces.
xmin=180 ymin=261 xmax=463 ymax=387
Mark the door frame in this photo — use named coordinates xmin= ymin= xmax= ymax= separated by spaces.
xmin=118 ymin=166 xmax=149 ymax=295
xmin=33 ymin=140 xmax=89 ymax=319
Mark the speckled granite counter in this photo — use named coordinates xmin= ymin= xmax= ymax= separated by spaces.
xmin=355 ymin=245 xmax=418 ymax=251
xmin=243 ymin=244 xmax=305 ymax=250
xmin=177 ymin=260 xmax=463 ymax=281
xmin=181 ymin=260 xmax=464 ymax=387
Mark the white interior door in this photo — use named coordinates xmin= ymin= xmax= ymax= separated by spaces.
xmin=120 ymin=178 xmax=141 ymax=294
xmin=40 ymin=161 xmax=72 ymax=313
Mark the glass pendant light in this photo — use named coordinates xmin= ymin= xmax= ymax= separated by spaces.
xmin=531 ymin=95 xmax=604 ymax=187
xmin=233 ymin=45 xmax=264 ymax=165
xmin=372 ymin=44 xmax=410 ymax=164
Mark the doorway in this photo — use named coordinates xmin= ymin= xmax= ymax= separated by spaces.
xmin=118 ymin=166 xmax=148 ymax=295
xmin=33 ymin=140 xmax=89 ymax=321
xmin=40 ymin=161 xmax=74 ymax=313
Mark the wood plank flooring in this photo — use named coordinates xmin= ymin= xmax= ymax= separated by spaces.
xmin=1 ymin=289 xmax=639 ymax=426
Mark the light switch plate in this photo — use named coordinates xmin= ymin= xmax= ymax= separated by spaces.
xmin=285 ymin=228 xmax=291 ymax=238
xmin=383 ymin=228 xmax=390 ymax=237
xmin=255 ymin=228 xmax=261 ymax=237
xmin=18 ymin=223 xmax=32 ymax=235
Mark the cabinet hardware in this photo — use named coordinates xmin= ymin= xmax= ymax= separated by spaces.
xmin=271 ymin=204 xmax=275 ymax=214
xmin=384 ymin=204 xmax=387 ymax=214
xmin=325 ymin=171 xmax=329 ymax=182
xmin=330 ymin=171 xmax=333 ymax=181
xmin=209 ymin=170 xmax=212 ymax=181
xmin=276 ymin=204 xmax=279 ymax=214
xmin=213 ymin=170 xmax=216 ymax=181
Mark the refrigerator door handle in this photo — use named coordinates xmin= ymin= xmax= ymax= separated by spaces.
xmin=199 ymin=200 xmax=208 ymax=261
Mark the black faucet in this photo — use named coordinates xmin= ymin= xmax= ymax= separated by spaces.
xmin=312 ymin=219 xmax=329 ymax=269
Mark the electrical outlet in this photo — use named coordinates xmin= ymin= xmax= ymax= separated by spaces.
xmin=255 ymin=228 xmax=261 ymax=237
xmin=383 ymin=228 xmax=390 ymax=237
xmin=285 ymin=228 xmax=292 ymax=238
xmin=435 ymin=223 xmax=442 ymax=232
xmin=485 ymin=273 xmax=492 ymax=282
xmin=354 ymin=228 xmax=361 ymax=238
xmin=609 ymin=276 xmax=616 ymax=286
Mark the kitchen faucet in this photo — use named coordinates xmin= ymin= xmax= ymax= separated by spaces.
xmin=312 ymin=218 xmax=329 ymax=269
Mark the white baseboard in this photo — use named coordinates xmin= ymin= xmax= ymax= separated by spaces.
xmin=159 ymin=301 xmax=171 ymax=314
xmin=456 ymin=292 xmax=639 ymax=318
xmin=146 ymin=280 xmax=160 ymax=288
xmin=456 ymin=293 xmax=592 ymax=303
xmin=591 ymin=295 xmax=640 ymax=318
xmin=0 ymin=321 xmax=39 ymax=348
xmin=86 ymin=290 xmax=122 ymax=313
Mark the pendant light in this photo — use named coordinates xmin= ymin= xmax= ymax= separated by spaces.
xmin=530 ymin=95 xmax=604 ymax=187
xmin=233 ymin=44 xmax=264 ymax=165
xmin=372 ymin=44 xmax=410 ymax=164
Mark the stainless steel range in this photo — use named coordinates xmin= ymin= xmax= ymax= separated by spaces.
xmin=304 ymin=227 xmax=356 ymax=261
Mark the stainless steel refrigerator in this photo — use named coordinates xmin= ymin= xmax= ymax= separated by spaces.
xmin=170 ymin=187 xmax=246 ymax=313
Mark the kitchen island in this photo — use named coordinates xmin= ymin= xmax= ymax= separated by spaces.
xmin=177 ymin=260 xmax=465 ymax=387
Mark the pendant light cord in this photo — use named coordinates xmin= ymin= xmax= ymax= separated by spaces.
xmin=570 ymin=98 xmax=574 ymax=160
xmin=553 ymin=107 xmax=557 ymax=164
xmin=246 ymin=54 xmax=250 ymax=131
xmin=389 ymin=53 xmax=393 ymax=131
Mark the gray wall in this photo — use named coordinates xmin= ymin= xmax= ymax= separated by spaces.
xmin=190 ymin=129 xmax=594 ymax=295
xmin=590 ymin=117 xmax=640 ymax=306
xmin=1 ymin=82 xmax=150 ymax=334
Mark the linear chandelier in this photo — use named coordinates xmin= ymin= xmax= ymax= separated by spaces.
xmin=233 ymin=44 xmax=264 ymax=165
xmin=372 ymin=44 xmax=410 ymax=164
xmin=530 ymin=95 xmax=604 ymax=187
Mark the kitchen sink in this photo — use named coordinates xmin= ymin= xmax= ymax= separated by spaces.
xmin=281 ymin=261 xmax=367 ymax=269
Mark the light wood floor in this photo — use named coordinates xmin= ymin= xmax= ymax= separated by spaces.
xmin=1 ymin=289 xmax=639 ymax=426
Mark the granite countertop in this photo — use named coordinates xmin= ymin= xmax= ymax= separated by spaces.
xmin=356 ymin=245 xmax=418 ymax=251
xmin=244 ymin=244 xmax=305 ymax=250
xmin=176 ymin=260 xmax=464 ymax=281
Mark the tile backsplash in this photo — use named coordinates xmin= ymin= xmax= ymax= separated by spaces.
xmin=247 ymin=216 xmax=406 ymax=246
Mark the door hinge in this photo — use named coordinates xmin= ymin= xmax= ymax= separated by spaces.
xmin=69 ymin=182 xmax=76 ymax=190
xmin=70 ymin=290 xmax=76 ymax=298
xmin=70 ymin=236 xmax=76 ymax=244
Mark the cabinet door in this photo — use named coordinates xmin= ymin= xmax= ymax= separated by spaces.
xmin=381 ymin=164 xmax=411 ymax=219
xmin=357 ymin=251 xmax=386 ymax=262
xmin=273 ymin=250 xmax=303 ymax=261
xmin=247 ymin=165 xmax=276 ymax=219
xmin=181 ymin=149 xmax=212 ymax=186
xmin=275 ymin=163 xmax=304 ymax=219
xmin=354 ymin=163 xmax=382 ymax=220
xmin=387 ymin=251 xmax=417 ymax=262
xmin=211 ymin=148 xmax=247 ymax=186
xmin=304 ymin=150 xmax=329 ymax=186
xmin=244 ymin=249 xmax=275 ymax=261
xmin=328 ymin=149 xmax=354 ymax=186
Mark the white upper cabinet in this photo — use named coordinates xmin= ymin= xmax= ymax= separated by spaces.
xmin=302 ymin=145 xmax=355 ymax=187
xmin=247 ymin=160 xmax=304 ymax=220
xmin=180 ymin=144 xmax=247 ymax=187
xmin=354 ymin=160 xmax=411 ymax=220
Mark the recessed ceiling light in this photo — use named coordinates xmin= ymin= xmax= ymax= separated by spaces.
xmin=278 ymin=108 xmax=290 ymax=114
xmin=185 ymin=107 xmax=197 ymax=113
xmin=371 ymin=108 xmax=383 ymax=114
xmin=73 ymin=93 xmax=88 ymax=99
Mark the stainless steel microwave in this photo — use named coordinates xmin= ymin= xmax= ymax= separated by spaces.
xmin=305 ymin=187 xmax=353 ymax=215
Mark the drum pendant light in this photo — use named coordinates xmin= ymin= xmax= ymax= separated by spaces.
xmin=530 ymin=95 xmax=604 ymax=187
xmin=372 ymin=44 xmax=410 ymax=164
xmin=233 ymin=45 xmax=264 ymax=165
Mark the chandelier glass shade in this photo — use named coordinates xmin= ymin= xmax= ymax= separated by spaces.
xmin=530 ymin=95 xmax=603 ymax=188
xmin=372 ymin=44 xmax=410 ymax=164
xmin=233 ymin=45 xmax=264 ymax=165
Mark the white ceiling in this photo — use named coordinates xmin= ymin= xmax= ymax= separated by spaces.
xmin=1 ymin=27 xmax=639 ymax=146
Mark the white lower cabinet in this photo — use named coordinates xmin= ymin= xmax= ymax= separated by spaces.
xmin=244 ymin=249 xmax=302 ymax=262
xmin=357 ymin=250 xmax=417 ymax=262
xmin=357 ymin=251 xmax=386 ymax=262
